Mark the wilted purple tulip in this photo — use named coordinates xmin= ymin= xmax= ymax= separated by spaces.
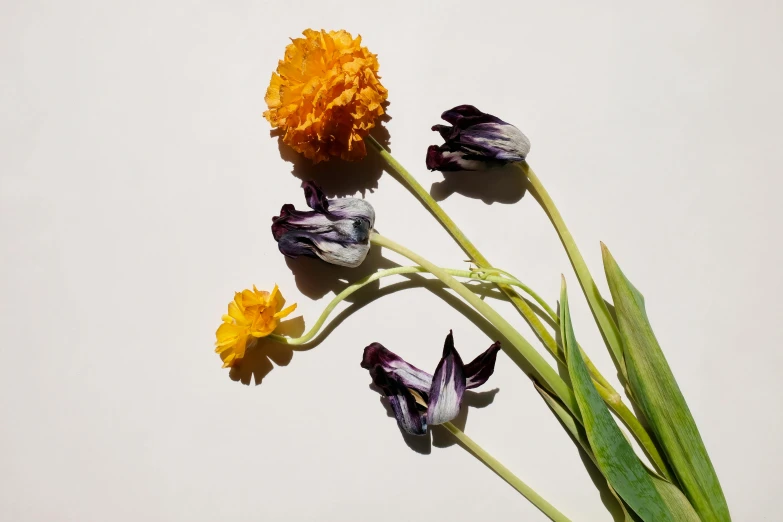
xmin=361 ymin=331 xmax=501 ymax=435
xmin=426 ymin=105 xmax=530 ymax=172
xmin=271 ymin=181 xmax=375 ymax=268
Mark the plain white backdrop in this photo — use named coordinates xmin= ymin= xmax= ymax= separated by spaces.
xmin=2 ymin=1 xmax=781 ymax=520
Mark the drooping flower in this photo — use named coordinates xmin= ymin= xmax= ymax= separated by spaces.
xmin=264 ymin=29 xmax=388 ymax=163
xmin=361 ymin=331 xmax=501 ymax=435
xmin=272 ymin=181 xmax=375 ymax=268
xmin=426 ymin=105 xmax=531 ymax=172
xmin=215 ymin=285 xmax=297 ymax=368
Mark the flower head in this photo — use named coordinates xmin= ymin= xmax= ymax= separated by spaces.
xmin=264 ymin=29 xmax=388 ymax=163
xmin=272 ymin=181 xmax=375 ymax=268
xmin=426 ymin=105 xmax=530 ymax=171
xmin=215 ymin=285 xmax=296 ymax=368
xmin=361 ymin=331 xmax=501 ymax=435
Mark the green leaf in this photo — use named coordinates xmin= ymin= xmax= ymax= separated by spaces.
xmin=536 ymin=384 xmax=633 ymax=522
xmin=602 ymin=244 xmax=730 ymax=522
xmin=560 ymin=279 xmax=674 ymax=522
xmin=651 ymin=476 xmax=702 ymax=522
xmin=536 ymin=383 xmax=700 ymax=522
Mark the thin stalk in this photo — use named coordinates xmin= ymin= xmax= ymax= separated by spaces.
xmin=269 ymin=266 xmax=552 ymax=347
xmin=268 ymin=261 xmax=667 ymax=476
xmin=365 ymin=139 xmax=665 ymax=476
xmin=367 ymin=139 xmax=621 ymax=399
xmin=521 ymin=162 xmax=626 ymax=377
xmin=442 ymin=421 xmax=571 ymax=522
xmin=472 ymin=267 xmax=558 ymax=321
xmin=367 ymin=137 xmax=564 ymax=366
xmin=370 ymin=232 xmax=580 ymax=417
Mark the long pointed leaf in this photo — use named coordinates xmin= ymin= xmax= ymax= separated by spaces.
xmin=602 ymin=244 xmax=730 ymax=522
xmin=537 ymin=382 xmax=700 ymax=522
xmin=651 ymin=476 xmax=702 ymax=522
xmin=560 ymin=279 xmax=674 ymax=521
xmin=536 ymin=384 xmax=634 ymax=522
xmin=560 ymin=279 xmax=675 ymax=522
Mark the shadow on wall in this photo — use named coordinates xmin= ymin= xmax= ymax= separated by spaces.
xmin=228 ymin=316 xmax=304 ymax=386
xmin=429 ymin=162 xmax=526 ymax=205
xmin=272 ymin=99 xmax=527 ymax=207
xmin=272 ymin=106 xmax=392 ymax=198
xmin=282 ymin=243 xmax=395 ymax=301
xmin=370 ymin=383 xmax=501 ymax=455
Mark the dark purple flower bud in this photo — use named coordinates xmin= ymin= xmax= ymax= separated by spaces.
xmin=271 ymin=181 xmax=375 ymax=268
xmin=426 ymin=105 xmax=530 ymax=172
xmin=361 ymin=331 xmax=501 ymax=436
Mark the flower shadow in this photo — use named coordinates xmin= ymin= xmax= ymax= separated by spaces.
xmin=228 ymin=316 xmax=305 ymax=385
xmin=273 ymin=106 xmax=392 ymax=198
xmin=283 ymin=244 xmax=394 ymax=301
xmin=370 ymin=383 xmax=500 ymax=455
xmin=429 ymin=163 xmax=527 ymax=205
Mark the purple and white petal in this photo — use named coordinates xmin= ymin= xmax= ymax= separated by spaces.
xmin=457 ymin=123 xmax=530 ymax=161
xmin=426 ymin=331 xmax=466 ymax=426
xmin=302 ymin=180 xmax=329 ymax=213
xmin=361 ymin=343 xmax=432 ymax=394
xmin=271 ymin=180 xmax=375 ymax=268
xmin=326 ymin=197 xmax=375 ymax=227
xmin=426 ymin=145 xmax=494 ymax=172
xmin=426 ymin=105 xmax=531 ymax=172
xmin=277 ymin=230 xmax=371 ymax=267
xmin=368 ymin=365 xmax=427 ymax=436
xmin=440 ymin=105 xmax=488 ymax=124
xmin=464 ymin=341 xmax=502 ymax=389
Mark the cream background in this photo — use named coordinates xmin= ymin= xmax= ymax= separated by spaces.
xmin=2 ymin=1 xmax=781 ymax=520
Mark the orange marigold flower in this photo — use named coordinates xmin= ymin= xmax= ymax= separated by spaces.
xmin=264 ymin=29 xmax=388 ymax=163
xmin=215 ymin=285 xmax=296 ymax=368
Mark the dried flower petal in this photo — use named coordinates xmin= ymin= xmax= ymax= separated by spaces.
xmin=264 ymin=29 xmax=388 ymax=163
xmin=215 ymin=285 xmax=296 ymax=368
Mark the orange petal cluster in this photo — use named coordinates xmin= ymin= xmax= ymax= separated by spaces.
xmin=264 ymin=29 xmax=388 ymax=163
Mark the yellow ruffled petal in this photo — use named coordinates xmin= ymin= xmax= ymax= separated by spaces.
xmin=215 ymin=323 xmax=244 ymax=350
xmin=274 ymin=303 xmax=297 ymax=319
xmin=215 ymin=285 xmax=299 ymax=368
xmin=267 ymin=285 xmax=280 ymax=307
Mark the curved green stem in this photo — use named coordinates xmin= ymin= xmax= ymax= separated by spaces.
xmin=370 ymin=232 xmax=580 ymax=417
xmin=368 ymin=138 xmax=615 ymax=393
xmin=521 ymin=163 xmax=626 ymax=377
xmin=269 ymin=266 xmax=555 ymax=347
xmin=365 ymin=139 xmax=665 ymax=478
xmin=442 ymin=421 xmax=571 ymax=522
xmin=472 ymin=267 xmax=558 ymax=320
xmin=368 ymin=136 xmax=561 ymax=360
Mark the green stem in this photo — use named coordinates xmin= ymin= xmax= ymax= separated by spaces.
xmin=269 ymin=266 xmax=551 ymax=347
xmin=442 ymin=421 xmax=571 ymax=522
xmin=367 ymin=136 xmax=481 ymax=257
xmin=522 ymin=163 xmax=626 ymax=377
xmin=370 ymin=232 xmax=580 ymax=417
xmin=367 ymin=138 xmax=617 ymax=397
xmin=368 ymin=136 xmax=561 ymax=360
xmin=472 ymin=267 xmax=558 ymax=320
xmin=366 ymin=139 xmax=666 ymax=478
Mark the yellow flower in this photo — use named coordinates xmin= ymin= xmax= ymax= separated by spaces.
xmin=264 ymin=29 xmax=388 ymax=163
xmin=215 ymin=285 xmax=297 ymax=368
